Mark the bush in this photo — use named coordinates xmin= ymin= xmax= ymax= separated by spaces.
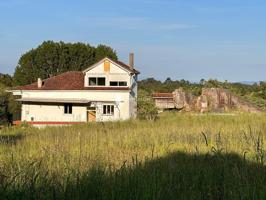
xmin=137 ymin=89 xmax=158 ymax=120
xmin=0 ymin=83 xmax=21 ymax=125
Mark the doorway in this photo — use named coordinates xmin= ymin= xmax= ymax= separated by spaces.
xmin=87 ymin=110 xmax=96 ymax=122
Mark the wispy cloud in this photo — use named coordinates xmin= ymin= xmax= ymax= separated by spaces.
xmin=78 ymin=16 xmax=196 ymax=32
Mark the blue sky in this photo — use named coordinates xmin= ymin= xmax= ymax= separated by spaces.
xmin=0 ymin=0 xmax=266 ymax=82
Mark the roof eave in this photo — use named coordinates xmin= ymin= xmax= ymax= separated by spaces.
xmin=83 ymin=57 xmax=140 ymax=75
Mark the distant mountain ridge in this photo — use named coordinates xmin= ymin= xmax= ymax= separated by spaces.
xmin=238 ymin=81 xmax=259 ymax=85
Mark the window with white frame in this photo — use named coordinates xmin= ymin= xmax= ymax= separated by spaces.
xmin=103 ymin=105 xmax=114 ymax=115
xmin=89 ymin=77 xmax=106 ymax=86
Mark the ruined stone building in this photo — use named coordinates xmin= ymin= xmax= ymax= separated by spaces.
xmin=152 ymin=88 xmax=261 ymax=113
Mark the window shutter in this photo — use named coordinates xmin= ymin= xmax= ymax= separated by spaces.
xmin=104 ymin=60 xmax=110 ymax=72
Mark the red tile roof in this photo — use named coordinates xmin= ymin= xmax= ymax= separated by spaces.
xmin=14 ymin=71 xmax=131 ymax=91
xmin=114 ymin=60 xmax=140 ymax=74
xmin=152 ymin=93 xmax=173 ymax=98
xmin=83 ymin=58 xmax=140 ymax=74
xmin=15 ymin=71 xmax=85 ymax=90
xmin=13 ymin=57 xmax=140 ymax=91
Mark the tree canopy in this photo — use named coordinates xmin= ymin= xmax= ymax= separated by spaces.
xmin=0 ymin=73 xmax=13 ymax=87
xmin=13 ymin=41 xmax=118 ymax=85
xmin=0 ymin=74 xmax=20 ymax=125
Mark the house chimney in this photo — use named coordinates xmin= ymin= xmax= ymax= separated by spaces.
xmin=37 ymin=78 xmax=42 ymax=88
xmin=129 ymin=53 xmax=134 ymax=69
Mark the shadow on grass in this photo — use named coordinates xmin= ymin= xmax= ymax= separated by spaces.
xmin=0 ymin=134 xmax=24 ymax=145
xmin=2 ymin=152 xmax=266 ymax=200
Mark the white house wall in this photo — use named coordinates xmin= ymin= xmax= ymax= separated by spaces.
xmin=22 ymin=104 xmax=87 ymax=122
xmin=84 ymin=61 xmax=131 ymax=87
xmin=20 ymin=90 xmax=130 ymax=122
xmin=21 ymin=90 xmax=129 ymax=100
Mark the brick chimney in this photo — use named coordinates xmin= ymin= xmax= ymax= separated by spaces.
xmin=129 ymin=53 xmax=134 ymax=69
xmin=37 ymin=78 xmax=42 ymax=88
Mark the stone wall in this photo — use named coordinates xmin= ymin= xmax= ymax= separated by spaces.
xmin=199 ymin=88 xmax=235 ymax=112
xmin=172 ymin=88 xmax=195 ymax=111
xmin=170 ymin=87 xmax=262 ymax=113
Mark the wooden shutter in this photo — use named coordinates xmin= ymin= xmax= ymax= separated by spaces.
xmin=104 ymin=60 xmax=110 ymax=72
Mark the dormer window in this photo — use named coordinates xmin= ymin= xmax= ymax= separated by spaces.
xmin=89 ymin=77 xmax=106 ymax=86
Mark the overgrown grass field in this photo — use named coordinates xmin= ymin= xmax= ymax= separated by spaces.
xmin=0 ymin=113 xmax=266 ymax=199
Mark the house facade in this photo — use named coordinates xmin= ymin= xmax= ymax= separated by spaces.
xmin=11 ymin=54 xmax=139 ymax=125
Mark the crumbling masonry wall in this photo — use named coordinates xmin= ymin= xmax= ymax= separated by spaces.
xmin=170 ymin=88 xmax=262 ymax=113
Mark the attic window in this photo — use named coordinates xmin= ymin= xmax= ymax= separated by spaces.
xmin=89 ymin=77 xmax=106 ymax=86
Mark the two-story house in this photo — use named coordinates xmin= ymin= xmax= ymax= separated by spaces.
xmin=10 ymin=53 xmax=140 ymax=126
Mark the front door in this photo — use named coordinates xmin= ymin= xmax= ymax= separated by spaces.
xmin=87 ymin=111 xmax=96 ymax=122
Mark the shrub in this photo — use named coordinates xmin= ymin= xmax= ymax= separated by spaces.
xmin=137 ymin=89 xmax=158 ymax=120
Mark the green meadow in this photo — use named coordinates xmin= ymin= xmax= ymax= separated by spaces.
xmin=0 ymin=113 xmax=266 ymax=199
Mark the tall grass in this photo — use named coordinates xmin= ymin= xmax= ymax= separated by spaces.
xmin=0 ymin=113 xmax=266 ymax=199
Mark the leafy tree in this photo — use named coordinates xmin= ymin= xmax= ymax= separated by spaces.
xmin=0 ymin=73 xmax=13 ymax=87
xmin=95 ymin=45 xmax=117 ymax=61
xmin=0 ymin=73 xmax=21 ymax=125
xmin=0 ymin=83 xmax=20 ymax=125
xmin=164 ymin=77 xmax=172 ymax=84
xmin=0 ymin=84 xmax=8 ymax=122
xmin=138 ymin=78 xmax=163 ymax=93
xmin=199 ymin=79 xmax=205 ymax=86
xmin=13 ymin=41 xmax=118 ymax=85
xmin=137 ymin=89 xmax=158 ymax=121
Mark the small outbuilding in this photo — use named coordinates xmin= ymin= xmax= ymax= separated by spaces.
xmin=152 ymin=93 xmax=175 ymax=110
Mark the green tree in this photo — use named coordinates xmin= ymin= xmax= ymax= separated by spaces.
xmin=0 ymin=78 xmax=21 ymax=125
xmin=95 ymin=45 xmax=118 ymax=61
xmin=0 ymin=73 xmax=13 ymax=87
xmin=0 ymin=83 xmax=8 ymax=123
xmin=137 ymin=89 xmax=158 ymax=121
xmin=13 ymin=41 xmax=117 ymax=85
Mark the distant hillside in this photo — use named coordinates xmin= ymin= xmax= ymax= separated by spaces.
xmin=239 ymin=81 xmax=259 ymax=85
